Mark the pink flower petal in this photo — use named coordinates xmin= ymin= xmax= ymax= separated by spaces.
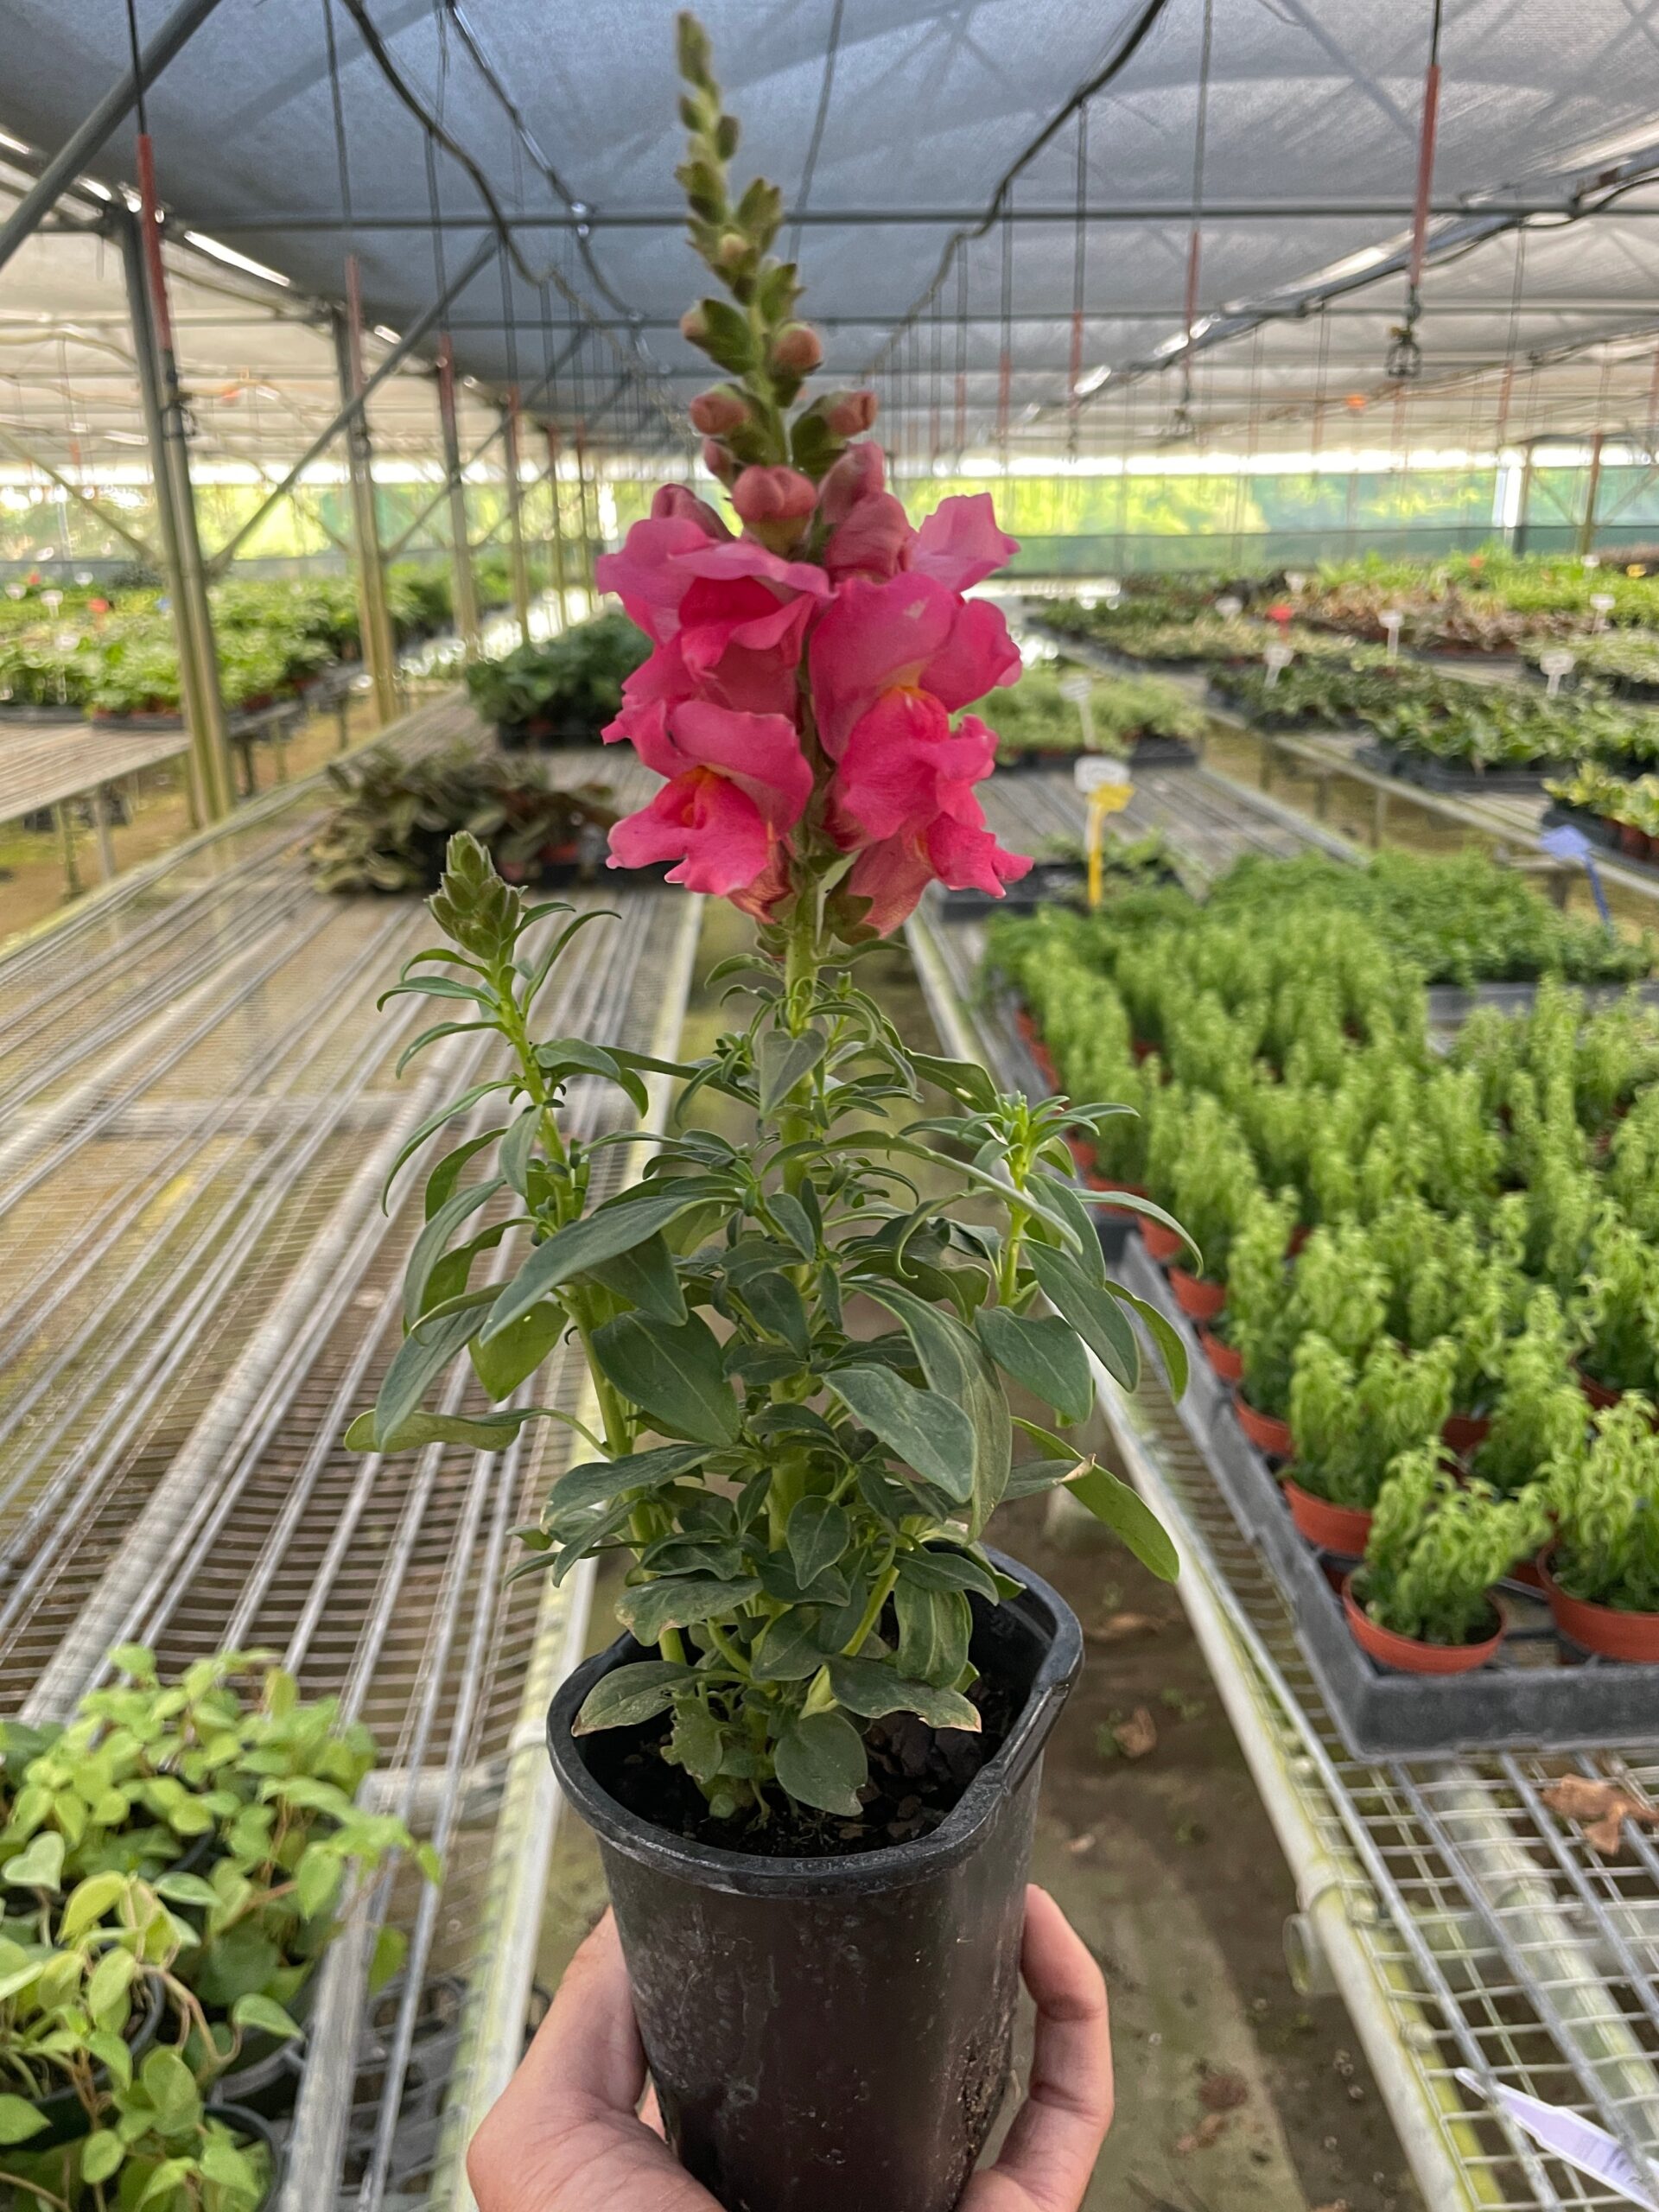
xmin=808 ymin=575 xmax=959 ymax=757
xmin=823 ymin=492 xmax=915 ymax=583
xmin=667 ymin=702 xmax=812 ymax=828
xmin=607 ymin=770 xmax=775 ymax=896
xmin=912 ymin=493 xmax=1019 ymax=593
xmin=918 ymin=596 xmax=1022 ymax=714
xmin=594 ymin=514 xmax=716 ymax=643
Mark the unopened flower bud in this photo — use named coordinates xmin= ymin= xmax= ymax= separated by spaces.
xmin=715 ymin=231 xmax=749 ymax=270
xmin=652 ymin=483 xmax=730 ymax=539
xmin=731 ymin=466 xmax=818 ymax=525
xmin=771 ymin=322 xmax=823 ymax=375
xmin=818 ymin=441 xmax=886 ymax=527
xmin=688 ymin=385 xmax=751 ymax=436
xmin=702 ymin=438 xmax=741 ymax=486
xmin=823 ymin=389 xmax=879 ymax=438
xmin=680 ymin=305 xmax=709 ymax=346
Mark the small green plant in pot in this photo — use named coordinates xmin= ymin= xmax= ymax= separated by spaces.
xmin=1286 ymin=1335 xmax=1456 ymax=1555
xmin=1542 ymin=1398 xmax=1659 ymax=1660
xmin=1346 ymin=1448 xmax=1548 ymax=1675
xmin=344 ymin=24 xmax=1187 ymax=2212
xmin=1468 ymin=1290 xmax=1588 ymax=1496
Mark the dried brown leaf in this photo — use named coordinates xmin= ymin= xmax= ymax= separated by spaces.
xmin=1113 ymin=1706 xmax=1159 ymax=1759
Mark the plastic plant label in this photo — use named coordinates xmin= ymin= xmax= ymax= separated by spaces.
xmin=1075 ymin=758 xmax=1131 ymax=795
xmin=1213 ymin=594 xmax=1243 ymax=620
xmin=1058 ymin=676 xmax=1093 ymax=706
xmin=1453 ymin=2071 xmax=1659 ymax=2209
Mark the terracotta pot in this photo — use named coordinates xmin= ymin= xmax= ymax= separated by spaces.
xmin=1538 ymin=1552 xmax=1659 ymax=1662
xmin=1620 ymin=821 xmax=1649 ymax=860
xmin=1233 ymin=1389 xmax=1294 ymax=1462
xmin=1167 ymin=1267 xmax=1225 ymax=1322
xmin=1283 ymin=1482 xmax=1372 ymax=1558
xmin=1341 ymin=1577 xmax=1504 ymax=1675
xmin=1198 ymin=1326 xmax=1243 ymax=1384
xmin=1508 ymin=1554 xmax=1547 ymax=1592
xmin=1575 ymin=1363 xmax=1623 ymax=1412
xmin=1441 ymin=1411 xmax=1491 ymax=1456
xmin=1130 ymin=1037 xmax=1158 ymax=1064
xmin=1141 ymin=1219 xmax=1185 ymax=1266
xmin=1286 ymin=1223 xmax=1311 ymax=1258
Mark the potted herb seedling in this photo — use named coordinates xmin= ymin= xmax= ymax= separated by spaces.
xmin=464 ymin=613 xmax=647 ymax=747
xmin=345 ymin=25 xmax=1188 ymax=2212
xmin=1541 ymin=1398 xmax=1659 ymax=1660
xmin=1468 ymin=1290 xmax=1588 ymax=1497
xmin=1162 ymin=1094 xmax=1260 ymax=1320
xmin=1344 ymin=1448 xmax=1549 ymax=1675
xmin=1579 ymin=1209 xmax=1659 ymax=1403
xmin=1286 ymin=1335 xmax=1457 ymax=1556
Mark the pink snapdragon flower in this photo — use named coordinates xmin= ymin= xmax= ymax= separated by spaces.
xmin=807 ymin=573 xmax=1020 ymax=757
xmin=606 ymin=700 xmax=811 ymax=912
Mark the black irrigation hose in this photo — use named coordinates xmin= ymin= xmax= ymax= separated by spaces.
xmin=864 ymin=0 xmax=1176 ymax=378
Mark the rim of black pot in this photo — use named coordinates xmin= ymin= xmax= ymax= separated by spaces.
xmin=547 ymin=1546 xmax=1084 ymax=1898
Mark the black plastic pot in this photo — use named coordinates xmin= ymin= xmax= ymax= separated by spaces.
xmin=30 ymin=1973 xmax=166 ymax=2146
xmin=547 ymin=1550 xmax=1083 ymax=2212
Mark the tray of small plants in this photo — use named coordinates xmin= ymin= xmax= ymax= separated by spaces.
xmin=1522 ymin=628 xmax=1659 ymax=702
xmin=461 ymin=612 xmax=647 ymax=747
xmin=0 ymin=1645 xmax=435 ymax=2211
xmin=308 ymin=743 xmax=621 ymax=893
xmin=986 ymin=856 xmax=1659 ymax=1756
xmin=1546 ymin=764 xmax=1659 ymax=872
xmin=937 ymin=828 xmax=1180 ymax=918
xmin=985 ymin=661 xmax=1207 ymax=768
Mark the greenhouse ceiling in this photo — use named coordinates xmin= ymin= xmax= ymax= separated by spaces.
xmin=3 ymin=0 xmax=1659 ymax=472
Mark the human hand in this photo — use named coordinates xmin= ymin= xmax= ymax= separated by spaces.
xmin=467 ymin=1885 xmax=1112 ymax=2212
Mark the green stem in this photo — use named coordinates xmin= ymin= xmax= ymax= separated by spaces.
xmin=840 ymin=1556 xmax=898 ymax=1658
xmin=705 ymin=1621 xmax=752 ymax=1678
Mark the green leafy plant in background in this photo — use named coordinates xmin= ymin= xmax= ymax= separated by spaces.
xmin=1356 ymin=1449 xmax=1549 ymax=1647
xmin=1580 ymin=1208 xmax=1659 ymax=1397
xmin=1467 ymin=1291 xmax=1588 ymax=1494
xmin=309 ymin=745 xmax=620 ymax=893
xmin=1547 ymin=1397 xmax=1659 ymax=1614
xmin=982 ymin=663 xmax=1205 ymax=759
xmin=464 ymin=613 xmax=648 ymax=739
xmin=1288 ymin=1335 xmax=1457 ymax=1510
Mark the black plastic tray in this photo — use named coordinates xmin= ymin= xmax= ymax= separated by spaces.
xmin=1357 ymin=741 xmax=1549 ymax=795
xmin=1115 ymin=1236 xmax=1659 ymax=1758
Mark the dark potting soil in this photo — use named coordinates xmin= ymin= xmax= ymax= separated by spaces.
xmin=585 ymin=1660 xmax=1016 ymax=1859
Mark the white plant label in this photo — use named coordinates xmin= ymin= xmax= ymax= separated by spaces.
xmin=1075 ymin=758 xmax=1130 ymax=795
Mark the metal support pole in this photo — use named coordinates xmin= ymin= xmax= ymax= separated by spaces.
xmin=0 ymin=0 xmax=226 ymax=277
xmin=543 ymin=425 xmax=569 ymax=626
xmin=118 ymin=198 xmax=233 ymax=824
xmin=437 ymin=342 xmax=480 ymax=654
xmin=333 ymin=274 xmax=397 ymax=728
xmin=1578 ymin=429 xmax=1605 ymax=556
xmin=1514 ymin=444 xmax=1535 ymax=555
xmin=90 ymin=785 xmax=118 ymax=883
xmin=501 ymin=391 xmax=532 ymax=641
xmin=573 ymin=431 xmax=597 ymax=599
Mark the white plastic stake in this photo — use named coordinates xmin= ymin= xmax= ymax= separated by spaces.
xmin=1382 ymin=608 xmax=1403 ymax=662
xmin=1538 ymin=648 xmax=1576 ymax=698
xmin=1591 ymin=590 xmax=1616 ymax=632
xmin=1452 ymin=2072 xmax=1659 ymax=2210
xmin=1263 ymin=643 xmax=1294 ymax=690
xmin=1284 ymin=569 xmax=1307 ymax=594
xmin=1058 ymin=671 xmax=1096 ymax=752
xmin=1214 ymin=593 xmax=1243 ymax=620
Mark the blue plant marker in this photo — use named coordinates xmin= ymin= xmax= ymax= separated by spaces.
xmin=1540 ymin=823 xmax=1614 ymax=933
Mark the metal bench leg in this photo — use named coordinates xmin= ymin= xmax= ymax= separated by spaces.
xmin=90 ymin=784 xmax=118 ymax=882
xmin=1371 ymin=785 xmax=1388 ymax=849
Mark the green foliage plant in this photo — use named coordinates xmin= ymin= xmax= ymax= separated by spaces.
xmin=1356 ymin=1448 xmax=1549 ymax=1647
xmin=1548 ymin=1398 xmax=1659 ymax=1614
xmin=1287 ymin=1335 xmax=1456 ymax=1510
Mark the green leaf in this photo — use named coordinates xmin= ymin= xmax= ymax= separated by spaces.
xmin=975 ymin=1306 xmax=1095 ymax=1426
xmin=1109 ymin=1281 xmax=1190 ymax=1399
xmin=1 ymin=1831 xmax=64 ymax=1891
xmin=295 ymin=1847 xmax=342 ymax=1922
xmin=1003 ymin=1459 xmax=1080 ymax=1500
xmin=829 ymin=1658 xmax=981 ymax=1731
xmin=741 ymin=1270 xmax=810 ymax=1355
xmin=231 ymin=1993 xmax=302 ymax=2040
xmin=403 ymin=1176 xmax=503 ymax=1323
xmin=140 ymin=2045 xmax=200 ymax=2133
xmin=200 ymin=2137 xmax=263 ymax=2194
xmin=373 ymin=1300 xmax=490 ymax=1441
xmin=592 ymin=1312 xmax=740 ymax=1445
xmin=138 ymin=2158 xmax=196 ymax=2206
xmin=369 ymin=1924 xmax=406 ymax=1994
xmin=482 ymin=1180 xmax=729 ymax=1342
xmin=469 ymin=1299 xmax=568 ymax=1401
xmin=60 ymin=1870 xmax=125 ymax=1940
xmin=893 ymin=1580 xmax=973 ymax=1682
xmin=756 ymin=1027 xmax=827 ymax=1116
xmin=381 ymin=1078 xmax=515 ymax=1207
xmin=773 ymin=1711 xmax=868 ymax=1816
xmin=81 ymin=2128 xmax=124 ymax=2183
xmin=1027 ymin=1244 xmax=1139 ymax=1391
xmin=862 ymin=1283 xmax=1012 ymax=1533
xmin=786 ymin=1498 xmax=850 ymax=1586
xmin=751 ymin=1613 xmax=836 ymax=1681
xmin=0 ymin=2094 xmax=48 ymax=2145
xmin=151 ymin=1870 xmax=220 ymax=1908
xmin=767 ymin=1191 xmax=817 ymax=1258
xmin=824 ymin=1368 xmax=976 ymax=1503
xmin=1012 ymin=1414 xmax=1079 ymax=1459
xmin=614 ymin=1576 xmax=761 ymax=1647
xmin=583 ymin=1231 xmax=688 ymax=1325
xmin=547 ymin=1444 xmax=709 ymax=1522
xmin=912 ymin=1050 xmax=998 ymax=1111
xmin=347 ymin=1405 xmax=548 ymax=1455
xmin=423 ymin=1128 xmax=502 ymax=1219
xmin=574 ymin=1661 xmax=698 ymax=1733
xmin=1068 ymin=1462 xmax=1179 ymax=1583
xmin=86 ymin=1946 xmax=137 ymax=2026
xmin=894 ymin=1547 xmax=1000 ymax=1601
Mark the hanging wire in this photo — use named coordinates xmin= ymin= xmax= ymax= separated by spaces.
xmin=996 ymin=196 xmax=1014 ymax=466
xmin=791 ymin=0 xmax=846 ymax=263
xmin=1067 ymin=105 xmax=1089 ymax=454
xmin=953 ymin=251 xmax=969 ymax=460
xmin=1175 ymin=0 xmax=1216 ymax=433
xmin=1386 ymin=0 xmax=1445 ymax=380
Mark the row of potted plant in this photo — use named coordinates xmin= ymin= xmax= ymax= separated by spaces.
xmin=1546 ymin=761 xmax=1659 ymax=865
xmin=461 ymin=612 xmax=647 ymax=747
xmin=0 ymin=1647 xmax=429 ymax=2209
xmin=980 ymin=661 xmax=1207 ymax=763
xmin=990 ymin=880 xmax=1659 ymax=1669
